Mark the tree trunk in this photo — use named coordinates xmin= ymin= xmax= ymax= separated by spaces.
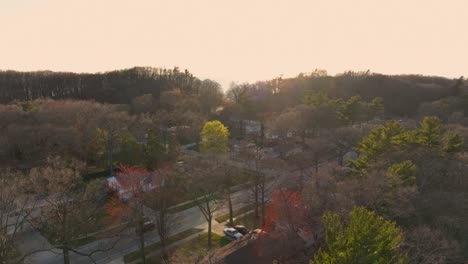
xmin=207 ymin=217 xmax=212 ymax=250
xmin=108 ymin=135 xmax=113 ymax=177
xmin=139 ymin=232 xmax=146 ymax=264
xmin=239 ymin=120 xmax=244 ymax=139
xmin=301 ymin=129 xmax=306 ymax=145
xmin=158 ymin=190 xmax=169 ymax=261
xmin=254 ymin=184 xmax=259 ymax=219
xmin=298 ymin=169 xmax=304 ymax=192
xmin=138 ymin=207 xmax=146 ymax=264
xmin=228 ymin=192 xmax=233 ymax=226
xmin=261 ymin=190 xmax=266 ymax=226
xmin=159 ymin=213 xmax=167 ymax=259
xmin=63 ymin=247 xmax=70 ymax=264
xmin=260 ymin=121 xmax=265 ymax=146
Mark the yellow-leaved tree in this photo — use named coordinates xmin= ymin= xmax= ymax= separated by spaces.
xmin=200 ymin=120 xmax=229 ymax=154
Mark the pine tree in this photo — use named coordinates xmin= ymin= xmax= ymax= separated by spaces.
xmin=443 ymin=133 xmax=464 ymax=154
xmin=312 ymin=207 xmax=406 ymax=264
xmin=417 ymin=116 xmax=444 ymax=147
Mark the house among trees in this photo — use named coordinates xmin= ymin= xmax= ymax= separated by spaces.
xmin=107 ymin=171 xmax=157 ymax=200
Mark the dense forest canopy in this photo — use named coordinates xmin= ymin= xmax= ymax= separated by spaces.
xmin=0 ymin=67 xmax=207 ymax=104
xmin=0 ymin=68 xmax=465 ymax=118
xmin=225 ymin=70 xmax=465 ymax=118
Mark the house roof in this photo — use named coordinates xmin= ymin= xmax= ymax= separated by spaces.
xmin=107 ymin=172 xmax=156 ymax=189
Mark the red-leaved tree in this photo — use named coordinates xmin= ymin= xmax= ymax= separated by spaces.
xmin=255 ymin=189 xmax=313 ymax=261
xmin=105 ymin=165 xmax=155 ymax=264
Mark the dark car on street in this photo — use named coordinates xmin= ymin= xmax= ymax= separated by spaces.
xmin=136 ymin=221 xmax=155 ymax=235
xmin=234 ymin=225 xmax=250 ymax=235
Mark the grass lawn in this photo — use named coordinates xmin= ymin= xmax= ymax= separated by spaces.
xmin=141 ymin=232 xmax=231 ymax=264
xmin=215 ymin=205 xmax=254 ymax=224
xmin=124 ymin=228 xmax=204 ymax=263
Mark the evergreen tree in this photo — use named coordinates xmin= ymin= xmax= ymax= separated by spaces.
xmin=443 ymin=133 xmax=464 ymax=154
xmin=312 ymin=207 xmax=406 ymax=264
xmin=350 ymin=121 xmax=406 ymax=174
xmin=367 ymin=97 xmax=384 ymax=119
xmin=417 ymin=116 xmax=444 ymax=147
xmin=388 ymin=160 xmax=416 ymax=184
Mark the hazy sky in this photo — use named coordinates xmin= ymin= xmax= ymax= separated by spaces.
xmin=1 ymin=0 xmax=467 ymax=89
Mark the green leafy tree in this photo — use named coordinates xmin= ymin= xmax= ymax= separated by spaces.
xmin=367 ymin=97 xmax=384 ymax=119
xmin=388 ymin=160 xmax=416 ymax=184
xmin=350 ymin=121 xmax=406 ymax=174
xmin=304 ymin=91 xmax=330 ymax=107
xmin=443 ymin=133 xmax=464 ymax=154
xmin=417 ymin=116 xmax=444 ymax=147
xmin=334 ymin=96 xmax=367 ymax=125
xmin=349 ymin=156 xmax=369 ymax=176
xmin=312 ymin=207 xmax=406 ymax=264
xmin=200 ymin=120 xmax=229 ymax=154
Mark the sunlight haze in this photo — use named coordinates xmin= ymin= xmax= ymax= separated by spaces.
xmin=1 ymin=0 xmax=467 ymax=88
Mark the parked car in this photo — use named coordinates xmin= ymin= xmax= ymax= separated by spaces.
xmin=143 ymin=221 xmax=156 ymax=232
xmin=234 ymin=225 xmax=250 ymax=235
xmin=223 ymin=227 xmax=243 ymax=240
xmin=136 ymin=221 xmax=156 ymax=235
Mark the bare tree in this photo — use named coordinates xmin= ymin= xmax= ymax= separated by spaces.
xmin=190 ymin=160 xmax=224 ymax=250
xmin=0 ymin=170 xmax=37 ymax=263
xmin=147 ymin=164 xmax=180 ymax=260
xmin=238 ymin=146 xmax=262 ymax=221
xmin=29 ymin=157 xmax=107 ymax=264
xmin=404 ymin=225 xmax=462 ymax=264
xmin=220 ymin=164 xmax=237 ymax=226
xmin=240 ymin=144 xmax=283 ymax=226
xmin=95 ymin=110 xmax=132 ymax=177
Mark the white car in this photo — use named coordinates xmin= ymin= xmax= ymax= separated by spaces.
xmin=223 ymin=227 xmax=243 ymax=240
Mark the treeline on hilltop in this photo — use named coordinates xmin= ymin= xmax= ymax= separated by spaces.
xmin=223 ymin=70 xmax=466 ymax=119
xmin=0 ymin=68 xmax=466 ymax=118
xmin=0 ymin=67 xmax=212 ymax=104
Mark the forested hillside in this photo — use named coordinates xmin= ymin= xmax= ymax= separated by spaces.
xmin=0 ymin=69 xmax=465 ymax=118
xmin=223 ymin=70 xmax=466 ymax=118
xmin=0 ymin=67 xmax=208 ymax=104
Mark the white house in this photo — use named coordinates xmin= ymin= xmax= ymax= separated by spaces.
xmin=107 ymin=172 xmax=158 ymax=201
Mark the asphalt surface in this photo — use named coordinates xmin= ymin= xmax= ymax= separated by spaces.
xmin=19 ymin=187 xmax=252 ymax=264
xmin=18 ymin=147 xmax=308 ymax=264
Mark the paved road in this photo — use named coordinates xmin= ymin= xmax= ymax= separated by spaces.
xmin=19 ymin=147 xmax=313 ymax=264
xmin=19 ymin=186 xmax=251 ymax=264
